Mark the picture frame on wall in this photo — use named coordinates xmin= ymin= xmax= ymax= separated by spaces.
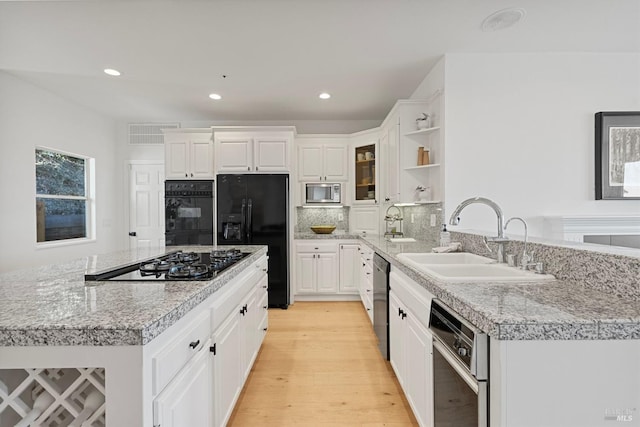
xmin=595 ymin=111 xmax=640 ymax=200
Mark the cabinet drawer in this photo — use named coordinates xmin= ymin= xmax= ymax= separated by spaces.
xmin=295 ymin=241 xmax=338 ymax=253
xmin=152 ymin=311 xmax=211 ymax=395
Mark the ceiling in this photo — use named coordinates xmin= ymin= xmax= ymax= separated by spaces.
xmin=1 ymin=0 xmax=638 ymax=125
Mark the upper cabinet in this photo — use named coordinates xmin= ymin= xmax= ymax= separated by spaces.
xmin=350 ymin=129 xmax=380 ymax=205
xmin=214 ymin=127 xmax=294 ymax=173
xmin=379 ymin=96 xmax=443 ymax=204
xmin=164 ymin=129 xmax=215 ymax=180
xmin=296 ymin=136 xmax=349 ymax=182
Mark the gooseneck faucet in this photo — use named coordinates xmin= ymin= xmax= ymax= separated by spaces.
xmin=504 ymin=217 xmax=530 ymax=268
xmin=449 ymin=197 xmax=509 ymax=263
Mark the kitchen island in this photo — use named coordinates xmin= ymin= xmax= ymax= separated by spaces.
xmin=0 ymin=245 xmax=269 ymax=427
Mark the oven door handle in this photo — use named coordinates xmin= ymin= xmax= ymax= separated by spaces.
xmin=433 ymin=337 xmax=479 ymax=394
xmin=247 ymin=198 xmax=253 ymax=243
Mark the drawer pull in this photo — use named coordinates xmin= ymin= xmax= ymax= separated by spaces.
xmin=189 ymin=340 xmax=200 ymax=349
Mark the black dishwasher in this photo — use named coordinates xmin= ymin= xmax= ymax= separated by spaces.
xmin=373 ymin=253 xmax=390 ymax=360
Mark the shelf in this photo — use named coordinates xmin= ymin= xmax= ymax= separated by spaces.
xmin=356 ymin=183 xmax=375 ymax=187
xmin=356 ymin=159 xmax=375 ymax=164
xmin=404 ymin=163 xmax=440 ymax=171
xmin=404 ymin=127 xmax=440 ymax=136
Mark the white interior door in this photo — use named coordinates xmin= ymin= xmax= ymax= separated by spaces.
xmin=129 ymin=163 xmax=165 ymax=250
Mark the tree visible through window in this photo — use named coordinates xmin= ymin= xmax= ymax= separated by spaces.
xmin=36 ymin=148 xmax=90 ymax=242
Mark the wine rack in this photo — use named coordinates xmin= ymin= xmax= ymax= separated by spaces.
xmin=0 ymin=367 xmax=105 ymax=426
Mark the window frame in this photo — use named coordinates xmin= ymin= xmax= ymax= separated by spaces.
xmin=35 ymin=146 xmax=96 ymax=247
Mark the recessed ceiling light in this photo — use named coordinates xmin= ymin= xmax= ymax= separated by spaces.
xmin=481 ymin=8 xmax=526 ymax=32
xmin=319 ymin=92 xmax=331 ymax=100
xmin=209 ymin=93 xmax=222 ymax=100
xmin=103 ymin=68 xmax=121 ymax=76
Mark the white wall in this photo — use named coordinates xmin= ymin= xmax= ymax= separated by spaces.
xmin=439 ymin=53 xmax=640 ymax=237
xmin=0 ymin=72 xmax=124 ymax=271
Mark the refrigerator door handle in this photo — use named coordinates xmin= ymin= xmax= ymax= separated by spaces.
xmin=241 ymin=198 xmax=247 ymax=241
xmin=247 ymin=198 xmax=253 ymax=243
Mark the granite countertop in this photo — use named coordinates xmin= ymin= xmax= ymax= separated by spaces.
xmin=0 ymin=245 xmax=268 ymax=347
xmin=359 ymin=235 xmax=640 ymax=341
xmin=294 ymin=231 xmax=361 ymax=240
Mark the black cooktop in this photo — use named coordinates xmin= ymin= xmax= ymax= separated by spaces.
xmin=85 ymin=249 xmax=250 ymax=282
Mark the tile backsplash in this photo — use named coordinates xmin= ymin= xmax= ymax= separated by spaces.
xmin=398 ymin=203 xmax=443 ymax=244
xmin=296 ymin=207 xmax=350 ymax=232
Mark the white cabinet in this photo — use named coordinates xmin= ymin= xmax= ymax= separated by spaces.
xmin=164 ymin=129 xmax=214 ymax=179
xmin=389 ymin=268 xmax=435 ymax=427
xmin=214 ymin=128 xmax=293 ymax=173
xmin=153 ymin=339 xmax=212 ymax=427
xmin=294 ymin=241 xmax=339 ymax=294
xmin=351 ymin=131 xmax=379 ymax=205
xmin=212 ymin=305 xmax=243 ymax=427
xmin=338 ymin=243 xmax=360 ymax=293
xmin=359 ymin=245 xmax=374 ymax=322
xmin=350 ymin=206 xmax=380 ymax=235
xmin=296 ymin=138 xmax=348 ymax=182
xmin=209 ymin=254 xmax=268 ymax=427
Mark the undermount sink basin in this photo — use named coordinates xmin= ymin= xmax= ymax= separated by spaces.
xmin=397 ymin=252 xmax=495 ymax=265
xmin=386 ymin=237 xmax=417 ymax=243
xmin=397 ymin=252 xmax=555 ymax=283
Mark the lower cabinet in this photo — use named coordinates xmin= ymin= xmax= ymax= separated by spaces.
xmin=359 ymin=245 xmax=374 ymax=322
xmin=153 ymin=339 xmax=213 ymax=427
xmin=389 ymin=269 xmax=434 ymax=427
xmin=294 ymin=241 xmax=339 ymax=294
xmin=151 ymin=253 xmax=269 ymax=427
xmin=339 ymin=243 xmax=360 ymax=293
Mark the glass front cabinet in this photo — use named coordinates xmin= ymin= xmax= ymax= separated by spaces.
xmin=353 ymin=142 xmax=378 ymax=204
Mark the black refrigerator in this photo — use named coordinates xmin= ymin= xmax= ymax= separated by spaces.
xmin=216 ymin=174 xmax=289 ymax=308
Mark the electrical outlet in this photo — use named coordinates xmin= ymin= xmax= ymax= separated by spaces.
xmin=338 ymin=213 xmax=344 ymax=221
xmin=430 ymin=214 xmax=436 ymax=227
xmin=411 ymin=213 xmax=415 ymax=223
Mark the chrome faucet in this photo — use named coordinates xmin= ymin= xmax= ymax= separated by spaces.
xmin=449 ymin=197 xmax=509 ymax=263
xmin=504 ymin=217 xmax=530 ymax=268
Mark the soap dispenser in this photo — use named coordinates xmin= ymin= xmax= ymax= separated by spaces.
xmin=439 ymin=224 xmax=451 ymax=246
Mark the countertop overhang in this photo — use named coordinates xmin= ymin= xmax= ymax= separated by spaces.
xmin=0 ymin=245 xmax=268 ymax=347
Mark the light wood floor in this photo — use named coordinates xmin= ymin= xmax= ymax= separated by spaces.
xmin=228 ymin=301 xmax=418 ymax=427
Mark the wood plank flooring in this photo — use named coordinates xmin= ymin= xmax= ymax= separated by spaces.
xmin=228 ymin=301 xmax=418 ymax=426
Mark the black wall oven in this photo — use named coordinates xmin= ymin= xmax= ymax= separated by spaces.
xmin=165 ymin=180 xmax=214 ymax=246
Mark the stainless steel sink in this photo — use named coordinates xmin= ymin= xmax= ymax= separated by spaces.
xmin=397 ymin=252 xmax=555 ymax=283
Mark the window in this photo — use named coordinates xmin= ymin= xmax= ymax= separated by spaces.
xmin=35 ymin=148 xmax=93 ymax=243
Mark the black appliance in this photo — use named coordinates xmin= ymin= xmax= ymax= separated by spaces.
xmin=373 ymin=253 xmax=390 ymax=360
xmin=216 ymin=174 xmax=289 ymax=308
xmin=165 ymin=180 xmax=214 ymax=246
xmin=85 ymin=249 xmax=249 ymax=281
xmin=429 ymin=299 xmax=488 ymax=427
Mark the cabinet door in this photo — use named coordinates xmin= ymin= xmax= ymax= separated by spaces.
xmin=241 ymin=288 xmax=258 ymax=380
xmin=298 ymin=145 xmax=324 ymax=181
xmin=350 ymin=207 xmax=379 ymax=234
xmin=254 ymin=137 xmax=289 ymax=172
xmin=382 ymin=119 xmax=399 ymax=202
xmin=323 ymin=145 xmax=348 ymax=181
xmin=295 ymin=252 xmax=316 ymax=293
xmin=389 ymin=291 xmax=405 ymax=386
xmin=190 ymin=138 xmax=215 ymax=178
xmin=212 ymin=310 xmax=243 ymax=427
xmin=153 ymin=341 xmax=212 ymax=427
xmin=165 ymin=139 xmax=190 ymax=179
xmin=405 ymin=311 xmax=433 ymax=427
xmin=339 ymin=244 xmax=360 ymax=293
xmin=316 ymin=252 xmax=338 ymax=293
xmin=217 ymin=137 xmax=253 ymax=172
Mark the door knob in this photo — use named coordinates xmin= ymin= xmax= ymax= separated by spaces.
xmin=128 ymin=232 xmax=137 ymax=237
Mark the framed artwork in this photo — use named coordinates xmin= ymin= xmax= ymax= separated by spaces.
xmin=595 ymin=112 xmax=640 ymax=200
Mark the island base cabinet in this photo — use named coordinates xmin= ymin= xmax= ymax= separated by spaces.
xmin=212 ymin=308 xmax=243 ymax=427
xmin=490 ymin=338 xmax=640 ymax=427
xmin=153 ymin=340 xmax=212 ymax=427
